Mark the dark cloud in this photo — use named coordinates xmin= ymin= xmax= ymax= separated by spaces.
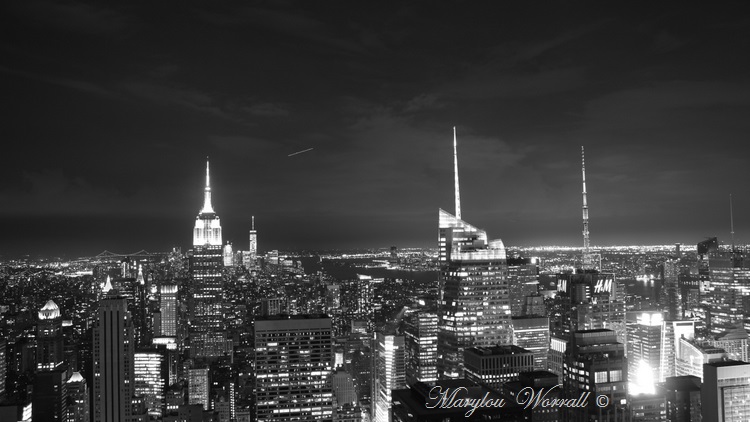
xmin=1 ymin=1 xmax=750 ymax=257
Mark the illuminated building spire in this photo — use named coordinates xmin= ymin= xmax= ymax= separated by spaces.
xmin=200 ymin=157 xmax=214 ymax=214
xmin=453 ymin=126 xmax=461 ymax=220
xmin=252 ymin=215 xmax=255 ymax=231
xmin=103 ymin=276 xmax=113 ymax=294
xmin=136 ymin=264 xmax=144 ymax=285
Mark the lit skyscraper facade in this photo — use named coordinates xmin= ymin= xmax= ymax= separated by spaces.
xmin=93 ymin=291 xmax=136 ymax=422
xmin=464 ymin=345 xmax=534 ymax=390
xmin=660 ymin=319 xmax=695 ymax=382
xmin=37 ymin=300 xmax=64 ymax=371
xmin=661 ymin=258 xmax=683 ymax=320
xmin=706 ymin=250 xmax=750 ymax=337
xmin=563 ymin=329 xmax=627 ymax=422
xmin=403 ymin=311 xmax=438 ymax=386
xmin=627 ymin=311 xmax=663 ymax=394
xmin=253 ymin=315 xmax=334 ymax=421
xmin=33 ymin=300 xmax=69 ymax=422
xmin=373 ymin=331 xmax=405 ymax=422
xmin=134 ymin=350 xmax=166 ymax=419
xmin=507 ymin=257 xmax=540 ymax=316
xmin=702 ymin=360 xmax=750 ymax=422
xmin=190 ymin=160 xmax=228 ymax=359
xmin=437 ymin=209 xmax=510 ymax=378
xmin=188 ymin=368 xmax=210 ymax=411
xmin=67 ymin=372 xmax=90 ymax=422
xmin=159 ymin=284 xmax=178 ymax=337
xmin=511 ymin=315 xmax=550 ymax=370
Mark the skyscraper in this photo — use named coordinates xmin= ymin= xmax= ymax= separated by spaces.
xmin=66 ymin=372 xmax=90 ymax=422
xmin=36 ymin=300 xmax=64 ymax=371
xmin=705 ymin=250 xmax=750 ymax=337
xmin=661 ymin=258 xmax=683 ymax=320
xmin=437 ymin=127 xmax=511 ymax=379
xmin=190 ymin=159 xmax=228 ymax=359
xmin=134 ymin=350 xmax=167 ymax=419
xmin=660 ymin=319 xmax=695 ymax=382
xmin=188 ymin=368 xmax=210 ymax=411
xmin=511 ymin=316 xmax=550 ymax=370
xmin=507 ymin=257 xmax=540 ymax=316
xmin=93 ymin=291 xmax=136 ymax=422
xmin=702 ymin=360 xmax=750 ymax=422
xmin=403 ymin=311 xmax=438 ymax=386
xmin=373 ymin=331 xmax=405 ymax=422
xmin=33 ymin=300 xmax=69 ymax=422
xmin=627 ymin=311 xmax=663 ymax=394
xmin=563 ymin=329 xmax=627 ymax=422
xmin=253 ymin=315 xmax=335 ymax=421
xmin=159 ymin=285 xmax=178 ymax=337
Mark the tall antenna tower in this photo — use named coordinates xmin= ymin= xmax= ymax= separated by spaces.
xmin=730 ymin=194 xmax=735 ymax=251
xmin=581 ymin=146 xmax=597 ymax=270
xmin=582 ymin=146 xmax=590 ymax=250
xmin=453 ymin=126 xmax=462 ymax=220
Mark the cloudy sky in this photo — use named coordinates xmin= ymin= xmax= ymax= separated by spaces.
xmin=2 ymin=1 xmax=749 ymax=257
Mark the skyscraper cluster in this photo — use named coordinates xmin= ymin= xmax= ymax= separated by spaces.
xmin=3 ymin=133 xmax=750 ymax=422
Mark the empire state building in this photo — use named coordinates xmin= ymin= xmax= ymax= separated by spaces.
xmin=190 ymin=159 xmax=228 ymax=359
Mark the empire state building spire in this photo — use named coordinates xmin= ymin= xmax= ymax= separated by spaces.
xmin=193 ymin=158 xmax=222 ymax=246
xmin=200 ymin=158 xmax=215 ymax=214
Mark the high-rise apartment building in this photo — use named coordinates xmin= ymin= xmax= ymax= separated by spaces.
xmin=93 ymin=291 xmax=136 ymax=422
xmin=702 ymin=360 xmax=750 ymax=422
xmin=190 ymin=160 xmax=227 ymax=359
xmin=253 ymin=315 xmax=334 ymax=421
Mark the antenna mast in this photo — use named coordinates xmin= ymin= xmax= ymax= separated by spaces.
xmin=730 ymin=194 xmax=735 ymax=251
xmin=453 ymin=126 xmax=462 ymax=220
xmin=582 ymin=146 xmax=590 ymax=253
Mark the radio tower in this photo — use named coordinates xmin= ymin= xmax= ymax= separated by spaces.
xmin=581 ymin=146 xmax=592 ymax=269
xmin=453 ymin=126 xmax=462 ymax=220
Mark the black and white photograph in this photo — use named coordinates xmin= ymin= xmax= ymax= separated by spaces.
xmin=2 ymin=1 xmax=750 ymax=421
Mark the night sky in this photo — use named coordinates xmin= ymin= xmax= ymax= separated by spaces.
xmin=2 ymin=1 xmax=750 ymax=257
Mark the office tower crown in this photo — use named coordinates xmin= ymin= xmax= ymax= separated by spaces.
xmin=39 ymin=300 xmax=61 ymax=320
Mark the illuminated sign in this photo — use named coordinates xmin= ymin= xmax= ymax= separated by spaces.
xmin=593 ymin=278 xmax=613 ymax=294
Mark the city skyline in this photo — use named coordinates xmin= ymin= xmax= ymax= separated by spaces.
xmin=2 ymin=2 xmax=750 ymax=257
